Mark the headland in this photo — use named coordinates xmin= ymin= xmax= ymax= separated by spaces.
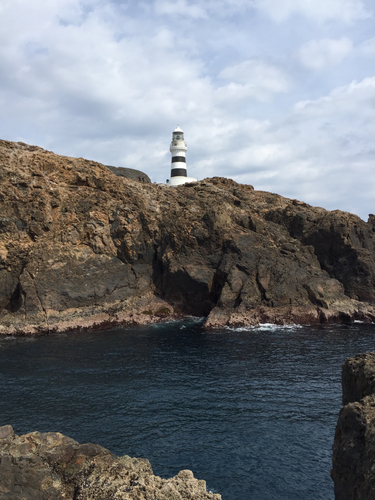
xmin=1 ymin=139 xmax=375 ymax=335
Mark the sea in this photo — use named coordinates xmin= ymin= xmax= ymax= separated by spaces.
xmin=1 ymin=319 xmax=375 ymax=500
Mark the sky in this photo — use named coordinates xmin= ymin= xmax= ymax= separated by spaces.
xmin=0 ymin=0 xmax=374 ymax=220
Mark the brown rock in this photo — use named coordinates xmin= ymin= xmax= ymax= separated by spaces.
xmin=332 ymin=353 xmax=375 ymax=499
xmin=342 ymin=353 xmax=375 ymax=405
xmin=0 ymin=426 xmax=221 ymax=500
xmin=1 ymin=139 xmax=375 ymax=334
xmin=106 ymin=165 xmax=151 ymax=183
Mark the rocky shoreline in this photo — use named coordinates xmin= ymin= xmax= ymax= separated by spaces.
xmin=0 ymin=425 xmax=221 ymax=499
xmin=1 ymin=139 xmax=375 ymax=335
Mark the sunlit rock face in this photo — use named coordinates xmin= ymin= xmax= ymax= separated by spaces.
xmin=1 ymin=139 xmax=375 ymax=335
xmin=0 ymin=425 xmax=222 ymax=500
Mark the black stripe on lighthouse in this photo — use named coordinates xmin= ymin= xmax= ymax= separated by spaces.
xmin=171 ymin=168 xmax=187 ymax=177
xmin=171 ymin=156 xmax=186 ymax=163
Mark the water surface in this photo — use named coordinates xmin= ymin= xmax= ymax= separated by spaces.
xmin=1 ymin=320 xmax=375 ymax=500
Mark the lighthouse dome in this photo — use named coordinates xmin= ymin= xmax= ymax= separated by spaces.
xmin=172 ymin=126 xmax=185 ymax=142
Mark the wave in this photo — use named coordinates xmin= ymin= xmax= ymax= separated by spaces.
xmin=225 ymin=323 xmax=303 ymax=333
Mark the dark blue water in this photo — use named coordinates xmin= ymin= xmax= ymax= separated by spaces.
xmin=1 ymin=320 xmax=375 ymax=500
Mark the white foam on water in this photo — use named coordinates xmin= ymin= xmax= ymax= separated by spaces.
xmin=225 ymin=323 xmax=303 ymax=333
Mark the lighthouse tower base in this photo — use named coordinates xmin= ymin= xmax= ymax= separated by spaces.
xmin=170 ymin=176 xmax=197 ymax=186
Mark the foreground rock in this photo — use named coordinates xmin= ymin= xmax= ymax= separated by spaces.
xmin=1 ymin=139 xmax=375 ymax=334
xmin=0 ymin=425 xmax=221 ymax=500
xmin=332 ymin=353 xmax=375 ymax=499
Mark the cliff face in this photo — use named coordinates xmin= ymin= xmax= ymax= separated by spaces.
xmin=1 ymin=139 xmax=375 ymax=334
xmin=332 ymin=353 xmax=375 ymax=499
xmin=0 ymin=425 xmax=221 ymax=500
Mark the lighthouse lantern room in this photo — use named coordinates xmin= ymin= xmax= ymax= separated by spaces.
xmin=169 ymin=126 xmax=197 ymax=186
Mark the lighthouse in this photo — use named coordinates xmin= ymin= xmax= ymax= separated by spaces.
xmin=168 ymin=126 xmax=197 ymax=186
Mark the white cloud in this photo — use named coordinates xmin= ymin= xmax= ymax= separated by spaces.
xmin=270 ymin=77 xmax=375 ymax=214
xmin=297 ymin=38 xmax=353 ymax=69
xmin=156 ymin=0 xmax=372 ymax=23
xmin=231 ymin=143 xmax=293 ymax=166
xmin=294 ymin=76 xmax=375 ymax=117
xmin=253 ymin=0 xmax=371 ymax=23
xmin=218 ymin=60 xmax=290 ymax=101
xmin=154 ymin=0 xmax=207 ymax=19
xmin=360 ymin=36 xmax=375 ymax=55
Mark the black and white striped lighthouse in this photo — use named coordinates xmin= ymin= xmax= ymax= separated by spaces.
xmin=169 ymin=126 xmax=197 ymax=186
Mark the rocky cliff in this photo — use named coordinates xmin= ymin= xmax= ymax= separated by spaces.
xmin=332 ymin=353 xmax=375 ymax=499
xmin=1 ymin=139 xmax=375 ymax=335
xmin=0 ymin=425 xmax=221 ymax=499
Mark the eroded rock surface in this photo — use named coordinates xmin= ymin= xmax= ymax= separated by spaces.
xmin=1 ymin=139 xmax=375 ymax=334
xmin=0 ymin=425 xmax=221 ymax=500
xmin=332 ymin=353 xmax=375 ymax=499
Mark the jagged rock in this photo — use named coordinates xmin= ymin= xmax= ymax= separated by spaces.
xmin=1 ymin=139 xmax=375 ymax=334
xmin=341 ymin=353 xmax=375 ymax=405
xmin=332 ymin=353 xmax=375 ymax=500
xmin=0 ymin=426 xmax=221 ymax=499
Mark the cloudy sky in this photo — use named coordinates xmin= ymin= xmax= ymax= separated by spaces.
xmin=1 ymin=0 xmax=374 ymax=220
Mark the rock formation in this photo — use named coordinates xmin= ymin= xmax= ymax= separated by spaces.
xmin=1 ymin=139 xmax=375 ymax=334
xmin=0 ymin=425 xmax=221 ymax=499
xmin=332 ymin=353 xmax=375 ymax=499
xmin=106 ymin=165 xmax=151 ymax=183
